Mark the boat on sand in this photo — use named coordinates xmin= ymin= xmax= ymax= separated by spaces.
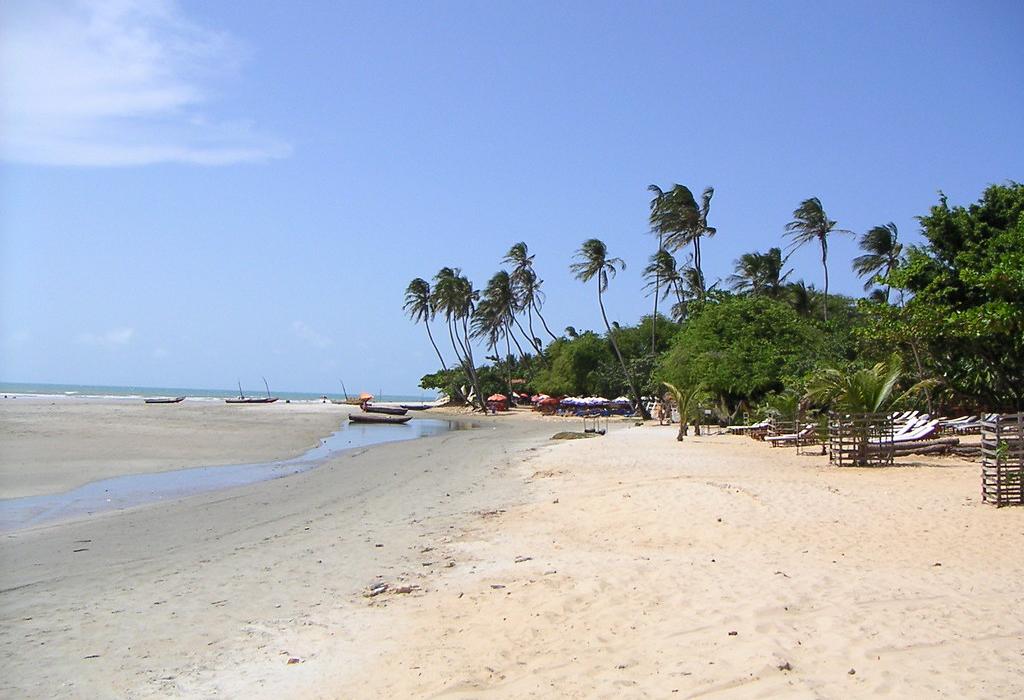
xmin=349 ymin=413 xmax=411 ymax=425
xmin=363 ymin=404 xmax=408 ymax=416
xmin=145 ymin=396 xmax=185 ymax=404
xmin=226 ymin=378 xmax=278 ymax=404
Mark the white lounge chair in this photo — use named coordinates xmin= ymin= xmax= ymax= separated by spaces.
xmin=765 ymin=424 xmax=815 ymax=447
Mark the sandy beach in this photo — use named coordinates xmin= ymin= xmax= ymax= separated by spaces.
xmin=1 ymin=404 xmax=1022 ymax=698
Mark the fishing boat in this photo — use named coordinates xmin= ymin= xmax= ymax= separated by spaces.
xmin=226 ymin=378 xmax=279 ymax=404
xmin=349 ymin=413 xmax=411 ymax=425
xmin=363 ymin=404 xmax=408 ymax=416
xmin=400 ymin=404 xmax=430 ymax=411
xmin=145 ymin=396 xmax=185 ymax=404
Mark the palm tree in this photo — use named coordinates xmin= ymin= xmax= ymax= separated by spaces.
xmin=471 ymin=295 xmax=513 ymax=398
xmin=853 ymin=222 xmax=904 ymax=304
xmin=784 ymin=197 xmax=850 ymax=321
xmin=570 ymin=239 xmax=650 ymax=419
xmin=785 ymin=280 xmax=816 ymax=317
xmin=431 ymin=267 xmax=486 ymax=411
xmin=728 ymin=247 xmax=791 ymax=297
xmin=503 ymin=242 xmax=558 ymax=344
xmin=663 ymin=380 xmax=704 ymax=441
xmin=648 ymin=184 xmax=714 ymax=302
xmin=479 ymin=270 xmax=528 ymax=359
xmin=403 ymin=278 xmax=448 ymax=370
xmin=804 ymin=354 xmax=936 ymax=464
xmin=643 ymin=249 xmax=684 ymax=307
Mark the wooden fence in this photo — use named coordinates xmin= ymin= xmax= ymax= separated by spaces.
xmin=828 ymin=413 xmax=895 ymax=467
xmin=982 ymin=413 xmax=1024 ymax=507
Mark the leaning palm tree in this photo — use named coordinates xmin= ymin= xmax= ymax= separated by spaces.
xmin=649 ymin=184 xmax=712 ymax=301
xmin=570 ymin=239 xmax=650 ymax=419
xmin=480 ymin=270 xmax=528 ymax=360
xmin=728 ymin=247 xmax=791 ymax=297
xmin=431 ymin=268 xmax=486 ymax=411
xmin=784 ymin=197 xmax=850 ymax=321
xmin=403 ymin=278 xmax=448 ymax=371
xmin=503 ymin=242 xmax=558 ymax=344
xmin=853 ymin=222 xmax=904 ymax=304
xmin=471 ymin=296 xmax=513 ymax=398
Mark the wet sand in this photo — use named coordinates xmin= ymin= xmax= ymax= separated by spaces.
xmin=0 ymin=399 xmax=347 ymax=498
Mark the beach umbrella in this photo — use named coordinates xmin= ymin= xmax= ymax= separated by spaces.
xmin=487 ymin=394 xmax=507 ymax=401
xmin=358 ymin=392 xmax=373 ymax=401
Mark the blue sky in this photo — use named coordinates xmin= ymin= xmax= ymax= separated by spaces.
xmin=1 ymin=0 xmax=1021 ymax=394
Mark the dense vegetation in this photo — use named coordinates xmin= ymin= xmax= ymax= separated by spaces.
xmin=405 ymin=183 xmax=1023 ymax=418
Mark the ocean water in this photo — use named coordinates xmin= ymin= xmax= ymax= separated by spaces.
xmin=0 ymin=381 xmax=434 ymax=404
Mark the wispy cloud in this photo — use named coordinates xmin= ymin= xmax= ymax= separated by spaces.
xmin=76 ymin=327 xmax=135 ymax=347
xmin=0 ymin=0 xmax=290 ymax=166
xmin=292 ymin=320 xmax=333 ymax=349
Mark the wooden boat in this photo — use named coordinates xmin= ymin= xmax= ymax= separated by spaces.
xmin=349 ymin=413 xmax=411 ymax=425
xmin=363 ymin=404 xmax=408 ymax=416
xmin=145 ymin=396 xmax=185 ymax=404
xmin=400 ymin=404 xmax=430 ymax=411
xmin=226 ymin=378 xmax=278 ymax=404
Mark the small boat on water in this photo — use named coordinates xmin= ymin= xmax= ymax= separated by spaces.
xmin=349 ymin=413 xmax=411 ymax=425
xmin=226 ymin=378 xmax=278 ymax=404
xmin=145 ymin=396 xmax=185 ymax=404
xmin=363 ymin=404 xmax=408 ymax=416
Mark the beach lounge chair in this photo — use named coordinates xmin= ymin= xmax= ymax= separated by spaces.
xmin=888 ymin=418 xmax=940 ymax=443
xmin=725 ymin=419 xmax=771 ymax=434
xmin=764 ymin=425 xmax=815 ymax=447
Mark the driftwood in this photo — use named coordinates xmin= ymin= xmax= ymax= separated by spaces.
xmin=866 ymin=436 xmax=961 ymax=457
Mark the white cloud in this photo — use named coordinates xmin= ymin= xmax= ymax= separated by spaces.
xmin=76 ymin=327 xmax=135 ymax=347
xmin=0 ymin=0 xmax=290 ymax=166
xmin=292 ymin=320 xmax=332 ymax=349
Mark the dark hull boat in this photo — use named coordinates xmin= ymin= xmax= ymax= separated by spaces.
xmin=226 ymin=378 xmax=278 ymax=404
xmin=349 ymin=413 xmax=411 ymax=425
xmin=400 ymin=404 xmax=430 ymax=411
xmin=145 ymin=396 xmax=185 ymax=404
xmin=363 ymin=404 xmax=408 ymax=416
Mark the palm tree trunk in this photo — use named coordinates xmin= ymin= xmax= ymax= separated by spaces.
xmin=652 ymin=232 xmax=662 ymax=354
xmin=693 ymin=237 xmax=703 ymax=300
xmin=424 ymin=321 xmax=448 ymax=371
xmin=460 ymin=317 xmax=487 ymax=412
xmin=511 ymin=314 xmax=540 ymax=355
xmin=526 ymin=305 xmax=540 ymax=351
xmin=598 ymin=284 xmax=649 ymax=420
xmin=533 ymin=301 xmax=559 ymax=342
xmin=821 ymin=236 xmax=829 ymax=322
xmin=507 ymin=319 xmax=529 ymax=360
xmin=503 ymin=323 xmax=514 ymax=400
xmin=445 ymin=316 xmax=473 ymax=401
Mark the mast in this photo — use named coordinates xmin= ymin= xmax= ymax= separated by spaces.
xmin=262 ymin=376 xmax=271 ymax=398
xmin=237 ymin=380 xmax=244 ymax=399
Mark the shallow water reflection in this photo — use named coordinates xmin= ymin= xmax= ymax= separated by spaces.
xmin=0 ymin=418 xmax=470 ymax=532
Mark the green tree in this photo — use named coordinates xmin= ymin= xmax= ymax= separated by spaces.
xmin=659 ymin=296 xmax=825 ymax=414
xmin=403 ymin=277 xmax=448 ymax=371
xmin=784 ymin=197 xmax=850 ymax=321
xmin=874 ymin=184 xmax=1024 ymax=408
xmin=853 ymin=222 xmax=904 ymax=303
xmin=570 ymin=239 xmax=650 ymax=418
